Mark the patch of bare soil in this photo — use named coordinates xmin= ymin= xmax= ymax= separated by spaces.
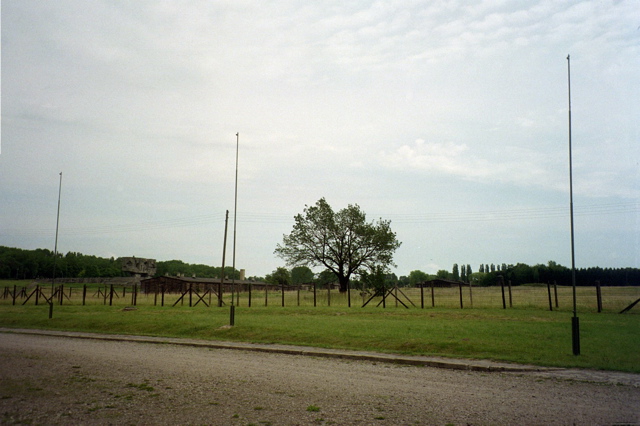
xmin=1 ymin=333 xmax=638 ymax=425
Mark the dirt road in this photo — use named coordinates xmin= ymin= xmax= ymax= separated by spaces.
xmin=1 ymin=333 xmax=638 ymax=425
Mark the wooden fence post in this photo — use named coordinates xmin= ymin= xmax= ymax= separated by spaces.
xmin=596 ymin=280 xmax=602 ymax=313
xmin=82 ymin=284 xmax=86 ymax=306
xmin=500 ymin=277 xmax=506 ymax=309
xmin=469 ymin=281 xmax=473 ymax=308
xmin=547 ymin=282 xmax=553 ymax=311
xmin=508 ymin=280 xmax=513 ymax=308
xmin=395 ymin=286 xmax=398 ymax=308
xmin=458 ymin=282 xmax=463 ymax=309
xmin=431 ymin=281 xmax=435 ymax=308
xmin=281 ymin=283 xmax=285 ymax=307
xmin=248 ymin=284 xmax=252 ymax=307
xmin=382 ymin=283 xmax=386 ymax=308
xmin=313 ymin=282 xmax=317 ymax=307
xmin=264 ymin=285 xmax=268 ymax=307
xmin=109 ymin=284 xmax=114 ymax=306
xmin=420 ymin=284 xmax=424 ymax=309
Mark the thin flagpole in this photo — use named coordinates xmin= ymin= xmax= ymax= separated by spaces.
xmin=52 ymin=172 xmax=62 ymax=295
xmin=567 ymin=54 xmax=580 ymax=355
xmin=232 ymin=132 xmax=239 ymax=305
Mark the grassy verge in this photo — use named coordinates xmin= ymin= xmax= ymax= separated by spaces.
xmin=0 ymin=301 xmax=638 ymax=373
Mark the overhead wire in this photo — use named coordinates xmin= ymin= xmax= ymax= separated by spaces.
xmin=1 ymin=201 xmax=637 ymax=238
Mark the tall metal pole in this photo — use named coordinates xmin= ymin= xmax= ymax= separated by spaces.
xmin=51 ymin=172 xmax=63 ymax=296
xmin=220 ymin=210 xmax=229 ymax=308
xmin=232 ymin=132 xmax=239 ymax=306
xmin=567 ymin=54 xmax=580 ymax=355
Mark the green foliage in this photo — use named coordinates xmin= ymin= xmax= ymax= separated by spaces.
xmin=291 ymin=266 xmax=314 ymax=285
xmin=452 ymin=264 xmax=460 ymax=281
xmin=155 ymin=261 xmax=238 ymax=280
xmin=0 ymin=247 xmax=121 ymax=279
xmin=275 ymin=198 xmax=401 ymax=292
xmin=436 ymin=269 xmax=450 ymax=280
xmin=265 ymin=267 xmax=291 ymax=286
xmin=316 ymin=269 xmax=338 ymax=289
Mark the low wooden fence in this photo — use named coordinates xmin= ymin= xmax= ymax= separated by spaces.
xmin=3 ymin=282 xmax=639 ymax=314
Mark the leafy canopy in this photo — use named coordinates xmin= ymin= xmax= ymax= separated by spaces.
xmin=274 ymin=198 xmax=401 ymax=292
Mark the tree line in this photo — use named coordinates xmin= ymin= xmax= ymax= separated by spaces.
xmin=0 ymin=246 xmax=241 ymax=281
xmin=408 ymin=261 xmax=639 ymax=287
xmin=2 ymin=246 xmax=638 ymax=287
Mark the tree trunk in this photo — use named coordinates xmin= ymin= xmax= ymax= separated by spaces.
xmin=338 ymin=275 xmax=349 ymax=293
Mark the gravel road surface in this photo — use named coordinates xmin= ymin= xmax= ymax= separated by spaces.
xmin=1 ymin=332 xmax=638 ymax=425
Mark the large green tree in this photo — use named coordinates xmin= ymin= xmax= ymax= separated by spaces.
xmin=408 ymin=270 xmax=429 ymax=286
xmin=274 ymin=198 xmax=401 ymax=293
xmin=291 ymin=265 xmax=314 ymax=285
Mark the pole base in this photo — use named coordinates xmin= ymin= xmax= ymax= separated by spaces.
xmin=572 ymin=316 xmax=580 ymax=355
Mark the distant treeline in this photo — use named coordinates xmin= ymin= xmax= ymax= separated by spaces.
xmin=472 ymin=261 xmax=639 ymax=287
xmin=155 ymin=259 xmax=240 ymax=280
xmin=0 ymin=247 xmax=239 ymax=280
xmin=0 ymin=246 xmax=638 ymax=286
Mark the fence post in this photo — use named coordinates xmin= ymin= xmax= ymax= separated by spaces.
xmin=459 ymin=282 xmax=463 ymax=309
xmin=382 ymin=283 xmax=386 ymax=308
xmin=547 ymin=282 xmax=553 ymax=311
xmin=264 ymin=285 xmax=268 ymax=307
xmin=420 ymin=284 xmax=424 ymax=309
xmin=327 ymin=285 xmax=331 ymax=307
xmin=313 ymin=282 xmax=317 ymax=307
xmin=248 ymin=284 xmax=252 ymax=307
xmin=82 ymin=284 xmax=86 ymax=306
xmin=281 ymin=283 xmax=285 ymax=307
xmin=431 ymin=281 xmax=435 ymax=307
xmin=161 ymin=285 xmax=165 ymax=307
xmin=596 ymin=280 xmax=602 ymax=313
xmin=500 ymin=276 xmax=506 ymax=309
xmin=297 ymin=285 xmax=300 ymax=306
xmin=508 ymin=280 xmax=513 ymax=308
xmin=109 ymin=284 xmax=114 ymax=306
xmin=395 ymin=286 xmax=398 ymax=308
xmin=12 ymin=285 xmax=16 ymax=305
xmin=469 ymin=281 xmax=473 ymax=308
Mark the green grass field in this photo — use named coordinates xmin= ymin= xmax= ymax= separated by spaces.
xmin=1 ymin=281 xmax=639 ymax=372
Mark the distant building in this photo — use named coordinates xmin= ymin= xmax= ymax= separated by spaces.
xmin=121 ymin=257 xmax=157 ymax=278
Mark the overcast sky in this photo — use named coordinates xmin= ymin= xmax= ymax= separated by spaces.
xmin=1 ymin=0 xmax=638 ymax=278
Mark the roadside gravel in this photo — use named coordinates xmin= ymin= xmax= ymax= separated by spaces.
xmin=1 ymin=332 xmax=638 ymax=425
